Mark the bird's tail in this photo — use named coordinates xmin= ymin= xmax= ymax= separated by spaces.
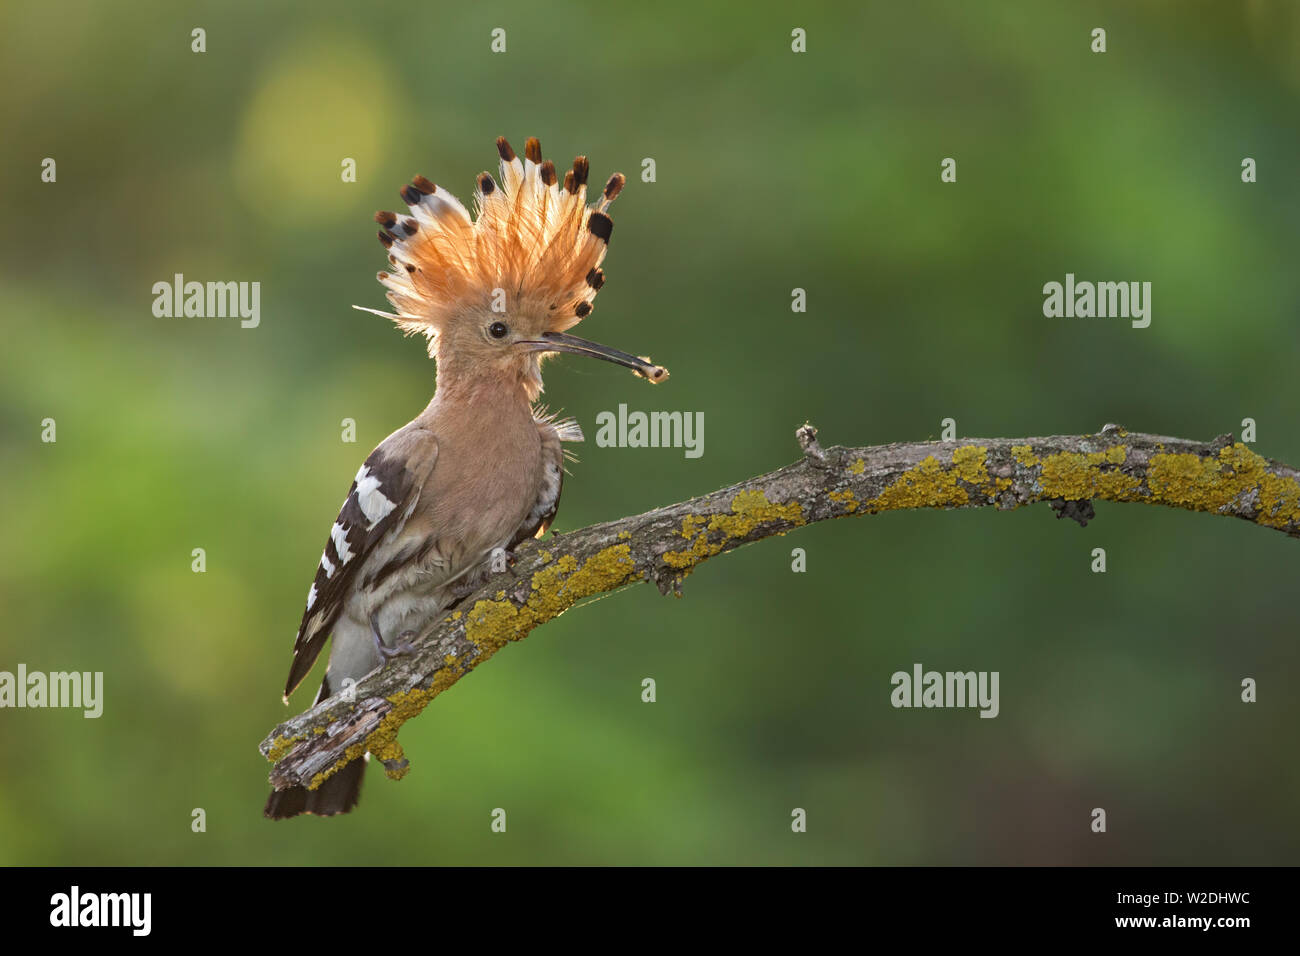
xmin=264 ymin=672 xmax=368 ymax=820
xmin=264 ymin=755 xmax=366 ymax=819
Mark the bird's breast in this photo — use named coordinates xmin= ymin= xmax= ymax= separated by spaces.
xmin=422 ymin=413 xmax=544 ymax=562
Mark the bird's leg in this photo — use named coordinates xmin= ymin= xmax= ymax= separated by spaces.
xmin=370 ymin=610 xmax=418 ymax=662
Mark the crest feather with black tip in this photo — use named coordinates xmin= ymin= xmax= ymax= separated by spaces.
xmin=359 ymin=136 xmax=626 ymax=350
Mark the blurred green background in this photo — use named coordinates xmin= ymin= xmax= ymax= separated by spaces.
xmin=2 ymin=0 xmax=1298 ymax=865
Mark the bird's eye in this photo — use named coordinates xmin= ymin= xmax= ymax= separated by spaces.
xmin=488 ymin=321 xmax=509 ymax=339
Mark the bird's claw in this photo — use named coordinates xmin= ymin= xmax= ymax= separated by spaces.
xmin=378 ymin=630 xmax=420 ymax=660
xmin=371 ymin=615 xmax=420 ymax=661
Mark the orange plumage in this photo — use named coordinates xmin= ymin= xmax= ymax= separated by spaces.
xmin=364 ymin=136 xmax=626 ymax=351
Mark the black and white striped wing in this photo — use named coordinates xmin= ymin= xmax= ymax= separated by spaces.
xmin=282 ymin=428 xmax=438 ymax=699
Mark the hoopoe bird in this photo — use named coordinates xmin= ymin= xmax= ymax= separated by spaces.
xmin=265 ymin=136 xmax=667 ymax=818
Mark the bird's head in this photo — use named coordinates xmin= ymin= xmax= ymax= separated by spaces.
xmin=357 ymin=136 xmax=668 ymax=401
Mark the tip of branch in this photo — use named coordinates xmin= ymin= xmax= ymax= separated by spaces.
xmin=796 ymin=422 xmax=828 ymax=467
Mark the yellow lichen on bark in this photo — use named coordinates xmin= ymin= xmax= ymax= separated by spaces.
xmin=864 ymin=446 xmax=1005 ymax=512
xmin=663 ymin=490 xmax=806 ymax=569
xmin=829 ymin=489 xmax=859 ymax=512
xmin=866 ymin=455 xmax=968 ymax=510
xmin=463 ymin=544 xmax=639 ymax=653
xmin=1013 ymin=441 xmax=1300 ymax=529
xmin=1011 ymin=445 xmax=1039 ymax=467
xmin=951 ymin=445 xmax=992 ymax=485
xmin=1145 ymin=443 xmax=1300 ymax=528
xmin=1036 ymin=445 xmax=1142 ymax=501
xmin=265 ymin=732 xmax=309 ymax=764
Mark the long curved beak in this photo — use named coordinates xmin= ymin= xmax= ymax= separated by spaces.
xmin=522 ymin=331 xmax=669 ymax=383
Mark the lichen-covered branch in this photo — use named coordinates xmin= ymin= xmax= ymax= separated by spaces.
xmin=260 ymin=425 xmax=1300 ymax=792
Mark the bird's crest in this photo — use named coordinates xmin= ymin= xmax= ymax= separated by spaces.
xmin=361 ymin=136 xmax=624 ymax=350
